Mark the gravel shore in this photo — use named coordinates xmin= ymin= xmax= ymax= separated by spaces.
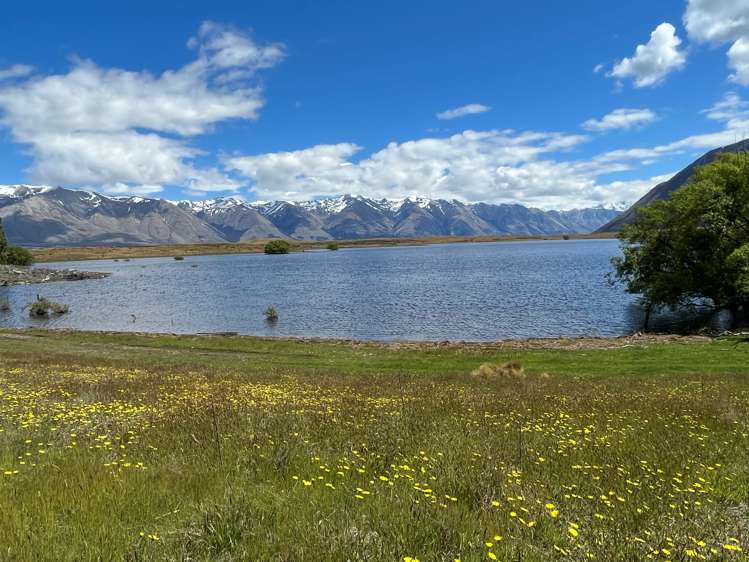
xmin=0 ymin=264 xmax=110 ymax=286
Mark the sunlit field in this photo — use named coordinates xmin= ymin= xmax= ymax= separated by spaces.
xmin=0 ymin=331 xmax=747 ymax=561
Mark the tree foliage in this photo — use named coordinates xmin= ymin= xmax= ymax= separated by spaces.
xmin=612 ymin=152 xmax=749 ymax=313
xmin=0 ymin=218 xmax=34 ymax=266
xmin=264 ymin=240 xmax=291 ymax=255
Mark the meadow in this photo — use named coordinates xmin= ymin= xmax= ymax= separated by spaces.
xmin=0 ymin=330 xmax=747 ymax=561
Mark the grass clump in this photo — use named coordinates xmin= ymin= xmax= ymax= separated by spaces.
xmin=28 ymin=296 xmax=69 ymax=317
xmin=264 ymin=306 xmax=279 ymax=321
xmin=471 ymin=361 xmax=525 ymax=378
xmin=264 ymin=240 xmax=291 ymax=254
xmin=173 ymin=255 xmax=185 ymax=261
xmin=326 ymin=242 xmax=340 ymax=251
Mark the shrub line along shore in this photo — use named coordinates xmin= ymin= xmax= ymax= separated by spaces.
xmin=28 ymin=232 xmax=617 ymax=263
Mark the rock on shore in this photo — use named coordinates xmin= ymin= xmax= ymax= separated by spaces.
xmin=0 ymin=265 xmax=110 ymax=286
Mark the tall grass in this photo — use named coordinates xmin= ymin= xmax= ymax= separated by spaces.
xmin=0 ymin=337 xmax=747 ymax=560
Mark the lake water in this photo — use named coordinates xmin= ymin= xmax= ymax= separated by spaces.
xmin=0 ymin=239 xmax=683 ymax=341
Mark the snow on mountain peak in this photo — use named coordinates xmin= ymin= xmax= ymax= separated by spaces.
xmin=0 ymin=184 xmax=56 ymax=198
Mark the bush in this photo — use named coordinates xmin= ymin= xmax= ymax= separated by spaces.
xmin=264 ymin=307 xmax=279 ymax=321
xmin=29 ymin=297 xmax=69 ymax=317
xmin=0 ymin=217 xmax=34 ymax=266
xmin=264 ymin=240 xmax=290 ymax=255
xmin=2 ymin=245 xmax=34 ymax=266
xmin=562 ymin=234 xmax=570 ymax=241
xmin=326 ymin=242 xmax=339 ymax=251
xmin=0 ymin=299 xmax=9 ymax=312
xmin=174 ymin=255 xmax=185 ymax=261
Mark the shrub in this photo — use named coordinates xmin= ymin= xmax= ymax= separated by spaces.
xmin=264 ymin=307 xmax=279 ymax=321
xmin=0 ymin=299 xmax=9 ymax=312
xmin=264 ymin=240 xmax=290 ymax=255
xmin=174 ymin=256 xmax=185 ymax=261
xmin=29 ymin=297 xmax=69 ymax=317
xmin=562 ymin=234 xmax=570 ymax=241
xmin=2 ymin=245 xmax=34 ymax=266
xmin=326 ymin=242 xmax=339 ymax=251
xmin=0 ymin=217 xmax=34 ymax=266
xmin=471 ymin=362 xmax=525 ymax=379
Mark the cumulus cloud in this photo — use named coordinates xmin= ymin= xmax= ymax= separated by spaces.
xmin=0 ymin=22 xmax=284 ymax=195
xmin=0 ymin=65 xmax=34 ymax=81
xmin=225 ymin=143 xmax=362 ymax=200
xmin=225 ymin=130 xmax=658 ymax=209
xmin=582 ymin=108 xmax=658 ymax=132
xmin=436 ymin=104 xmax=491 ymax=120
xmin=609 ymin=23 xmax=687 ymax=88
xmin=685 ymin=0 xmax=749 ymax=84
xmin=226 ymin=89 xmax=749 ymax=210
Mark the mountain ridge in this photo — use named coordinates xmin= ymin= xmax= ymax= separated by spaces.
xmin=597 ymin=138 xmax=749 ymax=232
xmin=0 ymin=186 xmax=621 ymax=246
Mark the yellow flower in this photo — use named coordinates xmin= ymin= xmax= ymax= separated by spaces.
xmin=488 ymin=553 xmax=497 ymax=561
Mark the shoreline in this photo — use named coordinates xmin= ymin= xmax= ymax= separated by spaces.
xmin=0 ymin=265 xmax=110 ymax=287
xmin=0 ymin=327 xmax=719 ymax=351
xmin=29 ymin=231 xmax=618 ymax=263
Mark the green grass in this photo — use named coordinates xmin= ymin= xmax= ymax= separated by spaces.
xmin=0 ymin=330 xmax=747 ymax=561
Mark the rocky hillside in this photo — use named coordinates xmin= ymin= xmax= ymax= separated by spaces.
xmin=0 ymin=186 xmax=621 ymax=246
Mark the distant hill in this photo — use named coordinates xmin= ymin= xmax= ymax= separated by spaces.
xmin=597 ymin=138 xmax=749 ymax=233
xmin=0 ymin=186 xmax=621 ymax=246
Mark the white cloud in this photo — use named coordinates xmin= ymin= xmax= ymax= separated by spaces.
xmin=224 ymin=143 xmax=362 ymax=200
xmin=0 ymin=22 xmax=284 ymax=196
xmin=226 ymin=90 xmax=749 ymax=209
xmin=684 ymin=0 xmax=749 ymax=44
xmin=702 ymin=91 xmax=749 ymax=120
xmin=436 ymin=103 xmax=491 ymax=120
xmin=582 ymin=108 xmax=658 ymax=132
xmin=100 ymin=183 xmax=164 ymax=196
xmin=728 ymin=37 xmax=749 ymax=84
xmin=596 ymin=93 xmax=749 ymax=165
xmin=225 ymin=130 xmax=656 ymax=209
xmin=609 ymin=23 xmax=687 ymax=88
xmin=685 ymin=0 xmax=749 ymax=84
xmin=0 ymin=65 xmax=34 ymax=81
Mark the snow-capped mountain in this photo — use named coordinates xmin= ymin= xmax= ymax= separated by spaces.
xmin=0 ymin=185 xmax=622 ymax=246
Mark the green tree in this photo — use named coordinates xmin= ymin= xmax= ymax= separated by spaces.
xmin=264 ymin=240 xmax=291 ymax=255
xmin=612 ymin=153 xmax=749 ymax=323
xmin=0 ymin=217 xmax=34 ymax=266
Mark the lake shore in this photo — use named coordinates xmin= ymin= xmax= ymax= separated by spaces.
xmin=29 ymin=231 xmax=618 ymax=263
xmin=0 ymin=264 xmax=110 ymax=286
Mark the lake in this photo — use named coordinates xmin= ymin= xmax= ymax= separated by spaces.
xmin=0 ymin=239 xmax=680 ymax=341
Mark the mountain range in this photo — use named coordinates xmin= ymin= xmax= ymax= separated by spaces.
xmin=0 ymin=185 xmax=621 ymax=246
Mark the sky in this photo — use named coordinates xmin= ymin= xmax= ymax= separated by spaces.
xmin=1 ymin=0 xmax=748 ymax=209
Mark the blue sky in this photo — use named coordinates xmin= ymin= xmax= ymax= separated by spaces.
xmin=1 ymin=0 xmax=748 ymax=209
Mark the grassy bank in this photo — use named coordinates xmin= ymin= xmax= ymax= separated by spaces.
xmin=0 ymin=330 xmax=747 ymax=561
xmin=30 ymin=232 xmax=617 ymax=263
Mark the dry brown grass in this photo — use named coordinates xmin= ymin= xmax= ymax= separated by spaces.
xmin=30 ymin=232 xmax=618 ymax=263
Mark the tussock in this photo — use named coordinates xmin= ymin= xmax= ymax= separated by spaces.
xmin=471 ymin=362 xmax=525 ymax=378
